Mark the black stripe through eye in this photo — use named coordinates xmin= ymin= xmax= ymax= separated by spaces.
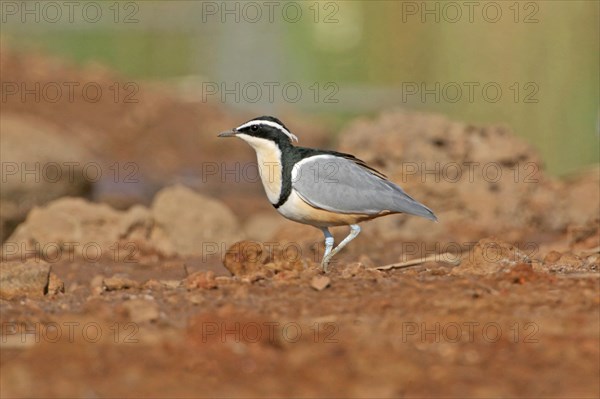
xmin=251 ymin=125 xmax=259 ymax=132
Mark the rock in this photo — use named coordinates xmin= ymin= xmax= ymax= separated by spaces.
xmin=160 ymin=280 xmax=181 ymax=289
xmin=310 ymin=275 xmax=331 ymax=291
xmin=47 ymin=272 xmax=64 ymax=295
xmin=122 ymin=299 xmax=160 ymax=323
xmin=2 ymin=186 xmax=242 ymax=259
xmin=184 ymin=271 xmax=217 ymax=290
xmin=452 ymin=238 xmax=531 ymax=275
xmin=542 ymin=251 xmax=592 ymax=273
xmin=0 ymin=260 xmax=50 ymax=299
xmin=151 ymin=185 xmax=242 ymax=257
xmin=222 ymin=241 xmax=269 ymax=277
xmin=146 ymin=226 xmax=177 ymax=257
xmin=0 ymin=113 xmax=92 ymax=242
xmin=543 ymin=251 xmax=563 ymax=264
xmin=221 ymin=239 xmax=314 ymax=280
xmin=2 ymin=197 xmax=156 ymax=260
xmin=552 ymin=252 xmax=584 ymax=270
xmin=103 ymin=274 xmax=139 ymax=291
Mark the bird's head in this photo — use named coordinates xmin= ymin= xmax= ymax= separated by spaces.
xmin=218 ymin=116 xmax=298 ymax=149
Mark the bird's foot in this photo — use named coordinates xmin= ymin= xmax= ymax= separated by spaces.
xmin=320 ymin=257 xmax=331 ymax=273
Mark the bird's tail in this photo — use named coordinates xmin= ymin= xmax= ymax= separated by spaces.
xmin=387 ymin=181 xmax=438 ymax=222
xmin=400 ymin=198 xmax=438 ymax=222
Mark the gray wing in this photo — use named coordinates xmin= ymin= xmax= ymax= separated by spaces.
xmin=291 ymin=155 xmax=437 ymax=221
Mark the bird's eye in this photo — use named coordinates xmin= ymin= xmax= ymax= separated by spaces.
xmin=251 ymin=125 xmax=259 ymax=132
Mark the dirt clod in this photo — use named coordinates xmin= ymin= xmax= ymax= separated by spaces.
xmin=310 ymin=275 xmax=331 ymax=291
xmin=0 ymin=259 xmax=50 ymax=299
xmin=543 ymin=251 xmax=586 ymax=273
xmin=453 ymin=237 xmax=531 ymax=275
xmin=544 ymin=250 xmax=563 ymax=264
xmin=184 ymin=271 xmax=217 ymax=290
xmin=223 ymin=241 xmax=268 ymax=277
xmin=151 ymin=185 xmax=242 ymax=256
xmin=47 ymin=272 xmax=64 ymax=295
xmin=103 ymin=274 xmax=139 ymax=291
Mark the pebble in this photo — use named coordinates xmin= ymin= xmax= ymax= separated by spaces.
xmin=0 ymin=260 xmax=50 ymax=300
xmin=47 ymin=272 xmax=65 ymax=295
xmin=222 ymin=241 xmax=267 ymax=277
xmin=103 ymin=274 xmax=139 ymax=291
xmin=310 ymin=276 xmax=331 ymax=291
xmin=184 ymin=271 xmax=217 ymax=290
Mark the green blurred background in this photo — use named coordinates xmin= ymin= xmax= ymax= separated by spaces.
xmin=3 ymin=0 xmax=598 ymax=175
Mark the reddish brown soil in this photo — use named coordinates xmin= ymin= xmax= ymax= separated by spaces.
xmin=1 ymin=44 xmax=599 ymax=398
xmin=1 ymin=255 xmax=598 ymax=398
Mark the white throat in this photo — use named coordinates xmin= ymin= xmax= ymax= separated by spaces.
xmin=236 ymin=133 xmax=283 ymax=204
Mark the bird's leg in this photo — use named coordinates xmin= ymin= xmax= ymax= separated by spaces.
xmin=320 ymin=227 xmax=334 ymax=272
xmin=321 ymin=224 xmax=361 ymax=272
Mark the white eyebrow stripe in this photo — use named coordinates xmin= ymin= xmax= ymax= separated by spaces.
xmin=236 ymin=120 xmax=299 ymax=143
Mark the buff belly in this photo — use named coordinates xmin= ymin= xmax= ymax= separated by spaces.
xmin=276 ymin=190 xmax=394 ymax=227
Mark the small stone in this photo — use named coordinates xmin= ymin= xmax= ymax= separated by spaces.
xmin=223 ymin=241 xmax=268 ymax=277
xmin=310 ymin=276 xmax=331 ymax=291
xmin=160 ymin=280 xmax=181 ymax=289
xmin=452 ymin=238 xmax=531 ymax=275
xmin=47 ymin=272 xmax=64 ymax=295
xmin=550 ymin=252 xmax=584 ymax=272
xmin=123 ymin=299 xmax=159 ymax=323
xmin=103 ymin=274 xmax=139 ymax=291
xmin=0 ymin=260 xmax=50 ymax=300
xmin=184 ymin=271 xmax=217 ymax=290
xmin=544 ymin=251 xmax=562 ymax=264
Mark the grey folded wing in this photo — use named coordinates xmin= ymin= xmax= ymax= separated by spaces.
xmin=291 ymin=154 xmax=437 ymax=221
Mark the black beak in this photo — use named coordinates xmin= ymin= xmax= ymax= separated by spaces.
xmin=218 ymin=129 xmax=237 ymax=138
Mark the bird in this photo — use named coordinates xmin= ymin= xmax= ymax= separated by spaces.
xmin=218 ymin=116 xmax=437 ymax=272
